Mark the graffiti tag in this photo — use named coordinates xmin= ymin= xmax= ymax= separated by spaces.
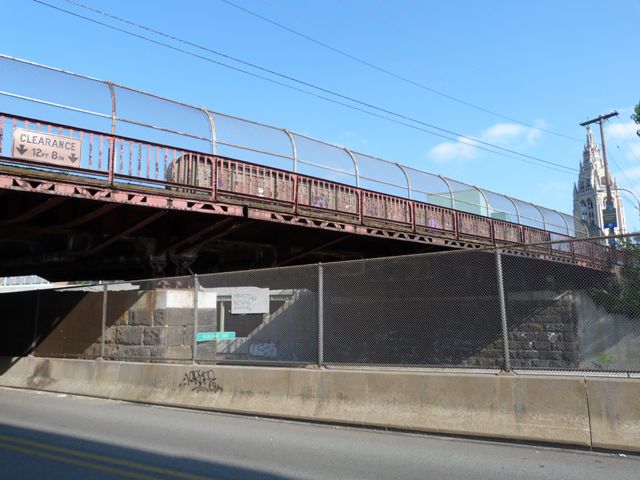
xmin=179 ymin=369 xmax=223 ymax=393
xmin=249 ymin=342 xmax=278 ymax=358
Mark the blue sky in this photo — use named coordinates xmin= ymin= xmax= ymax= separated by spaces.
xmin=1 ymin=0 xmax=639 ymax=230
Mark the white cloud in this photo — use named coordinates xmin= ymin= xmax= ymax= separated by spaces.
xmin=483 ymin=123 xmax=526 ymax=142
xmin=427 ymin=121 xmax=544 ymax=162
xmin=607 ymin=121 xmax=639 ymax=142
xmin=428 ymin=136 xmax=476 ymax=161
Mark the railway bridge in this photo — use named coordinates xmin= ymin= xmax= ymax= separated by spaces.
xmin=0 ymin=55 xmax=608 ymax=280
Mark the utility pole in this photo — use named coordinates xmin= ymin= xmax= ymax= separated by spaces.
xmin=580 ymin=111 xmax=619 ymax=244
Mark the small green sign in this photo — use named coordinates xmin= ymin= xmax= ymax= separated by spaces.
xmin=197 ymin=331 xmax=236 ymax=342
xmin=602 ymin=207 xmax=617 ymax=229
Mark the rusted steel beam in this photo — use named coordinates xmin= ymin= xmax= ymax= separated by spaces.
xmin=160 ymin=217 xmax=236 ymax=256
xmin=2 ymin=197 xmax=66 ymax=224
xmin=81 ymin=210 xmax=167 ymax=257
xmin=277 ymin=235 xmax=348 ymax=266
xmin=54 ymin=203 xmax=120 ymax=228
xmin=178 ymin=221 xmax=254 ymax=254
xmin=0 ymin=172 xmax=243 ymax=217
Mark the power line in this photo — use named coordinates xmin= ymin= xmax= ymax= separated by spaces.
xmin=32 ymin=0 xmax=577 ymax=175
xmin=609 ymin=118 xmax=640 ymax=199
xmin=57 ymin=0 xmax=576 ymax=173
xmin=220 ymin=0 xmax=583 ymax=143
xmin=620 ymin=113 xmax=640 ymax=139
xmin=609 ymin=151 xmax=640 ymax=198
xmin=615 ymin=116 xmax=640 ymax=148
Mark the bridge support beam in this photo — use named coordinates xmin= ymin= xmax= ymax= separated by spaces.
xmin=170 ymin=252 xmax=198 ymax=276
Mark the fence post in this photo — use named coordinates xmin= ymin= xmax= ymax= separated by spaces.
xmin=100 ymin=284 xmax=108 ymax=360
xmin=495 ymin=250 xmax=511 ymax=371
xmin=192 ymin=274 xmax=199 ymax=363
xmin=318 ymin=263 xmax=324 ymax=367
xmin=107 ymin=137 xmax=115 ymax=186
xmin=30 ymin=290 xmax=40 ymax=355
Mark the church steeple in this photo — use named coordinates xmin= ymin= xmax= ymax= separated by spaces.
xmin=573 ymin=127 xmax=627 ymax=237
xmin=582 ymin=126 xmax=603 ymax=174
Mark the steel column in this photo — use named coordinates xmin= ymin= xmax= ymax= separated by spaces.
xmin=193 ymin=274 xmax=199 ymax=363
xmin=31 ymin=290 xmax=40 ymax=355
xmin=495 ymin=250 xmax=511 ymax=371
xmin=318 ymin=263 xmax=324 ymax=366
xmin=107 ymin=81 xmax=116 ymax=135
xmin=202 ymin=108 xmax=217 ymax=155
xmin=473 ymin=186 xmax=490 ymax=217
xmin=504 ymin=195 xmax=522 ymax=224
xmin=344 ymin=148 xmax=360 ymax=188
xmin=100 ymin=284 xmax=108 ymax=360
xmin=284 ymin=129 xmax=297 ymax=173
xmin=438 ymin=175 xmax=455 ymax=209
xmin=557 ymin=211 xmax=570 ymax=236
xmin=532 ymin=204 xmax=547 ymax=230
xmin=395 ymin=163 xmax=412 ymax=200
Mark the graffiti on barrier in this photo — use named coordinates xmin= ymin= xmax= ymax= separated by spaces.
xmin=179 ymin=369 xmax=223 ymax=393
xmin=249 ymin=342 xmax=278 ymax=358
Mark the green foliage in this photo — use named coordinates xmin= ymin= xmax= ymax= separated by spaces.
xmin=588 ymin=241 xmax=640 ymax=317
xmin=594 ymin=352 xmax=618 ymax=365
xmin=633 ymin=102 xmax=640 ymax=136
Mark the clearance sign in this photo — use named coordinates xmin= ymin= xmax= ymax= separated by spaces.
xmin=12 ymin=128 xmax=83 ymax=167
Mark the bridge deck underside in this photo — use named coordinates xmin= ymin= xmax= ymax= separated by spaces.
xmin=0 ymin=159 xmax=604 ymax=280
xmin=0 ymin=164 xmax=454 ymax=280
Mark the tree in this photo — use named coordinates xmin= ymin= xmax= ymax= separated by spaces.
xmin=589 ymin=238 xmax=640 ymax=317
xmin=633 ymin=102 xmax=640 ymax=137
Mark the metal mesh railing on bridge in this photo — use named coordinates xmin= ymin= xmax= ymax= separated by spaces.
xmin=6 ymin=233 xmax=639 ymax=375
xmin=0 ymin=54 xmax=589 ymax=237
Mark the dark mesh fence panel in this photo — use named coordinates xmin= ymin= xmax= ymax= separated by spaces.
xmin=5 ymin=232 xmax=638 ymax=375
xmin=0 ymin=290 xmax=39 ymax=356
xmin=322 ymin=250 xmax=504 ymax=368
xmin=197 ymin=265 xmax=318 ymax=364
xmin=33 ymin=285 xmax=104 ymax=359
xmin=502 ymin=234 xmax=640 ymax=373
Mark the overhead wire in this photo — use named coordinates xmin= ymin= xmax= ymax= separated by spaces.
xmin=609 ymin=117 xmax=640 ymax=199
xmin=220 ymin=0 xmax=583 ymax=143
xmin=57 ymin=0 xmax=577 ymax=173
xmin=608 ymin=150 xmax=640 ymax=201
xmin=618 ymin=115 xmax=640 ymax=141
xmin=32 ymin=0 xmax=577 ymax=175
xmin=591 ymin=117 xmax=640 ymax=227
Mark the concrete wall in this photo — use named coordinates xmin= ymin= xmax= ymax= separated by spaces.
xmin=1 ymin=356 xmax=638 ymax=452
xmin=95 ymin=289 xmax=206 ymax=361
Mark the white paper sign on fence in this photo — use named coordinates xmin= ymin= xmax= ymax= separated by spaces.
xmin=231 ymin=287 xmax=270 ymax=314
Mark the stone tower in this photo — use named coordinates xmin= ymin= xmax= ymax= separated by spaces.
xmin=573 ymin=127 xmax=627 ymax=237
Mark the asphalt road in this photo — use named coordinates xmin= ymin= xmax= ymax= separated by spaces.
xmin=0 ymin=386 xmax=637 ymax=480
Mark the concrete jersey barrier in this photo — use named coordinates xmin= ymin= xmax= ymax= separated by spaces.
xmin=0 ymin=357 xmax=637 ymax=452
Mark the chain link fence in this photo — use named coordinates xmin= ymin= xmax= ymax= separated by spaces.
xmin=5 ymin=233 xmax=638 ymax=376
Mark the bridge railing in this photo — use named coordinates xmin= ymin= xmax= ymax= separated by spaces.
xmin=297 ymin=177 xmax=359 ymax=216
xmin=493 ymin=219 xmax=523 ymax=244
xmin=415 ymin=203 xmax=456 ymax=233
xmin=0 ymin=54 xmax=593 ymax=239
xmin=0 ymin=113 xmax=606 ymax=266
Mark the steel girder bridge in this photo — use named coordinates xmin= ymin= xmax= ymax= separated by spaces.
xmin=0 ymin=55 xmax=609 ymax=280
